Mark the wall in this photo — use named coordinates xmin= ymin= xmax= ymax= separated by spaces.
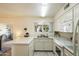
xmin=0 ymin=17 xmax=53 ymax=39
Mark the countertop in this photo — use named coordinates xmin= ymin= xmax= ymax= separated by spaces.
xmin=53 ymin=37 xmax=74 ymax=53
xmin=53 ymin=37 xmax=72 ymax=46
xmin=3 ymin=37 xmax=34 ymax=46
xmin=53 ymin=37 xmax=79 ymax=55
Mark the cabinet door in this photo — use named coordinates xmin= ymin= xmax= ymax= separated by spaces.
xmin=43 ymin=40 xmax=49 ymax=50
xmin=74 ymin=4 xmax=79 ymax=56
xmin=62 ymin=21 xmax=72 ymax=32
xmin=49 ymin=39 xmax=53 ymax=50
xmin=61 ymin=9 xmax=73 ymax=32
xmin=64 ymin=49 xmax=73 ymax=56
xmin=63 ymin=9 xmax=72 ymax=22
xmin=29 ymin=41 xmax=34 ymax=56
xmin=47 ymin=40 xmax=53 ymax=50
xmin=74 ymin=4 xmax=79 ymax=28
xmin=34 ymin=39 xmax=44 ymax=50
xmin=43 ymin=39 xmax=53 ymax=50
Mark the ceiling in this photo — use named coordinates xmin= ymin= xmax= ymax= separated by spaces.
xmin=0 ymin=3 xmax=65 ymax=18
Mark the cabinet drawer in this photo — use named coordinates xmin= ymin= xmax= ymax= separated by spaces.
xmin=64 ymin=49 xmax=73 ymax=56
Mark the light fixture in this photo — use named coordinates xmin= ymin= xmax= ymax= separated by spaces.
xmin=16 ymin=31 xmax=22 ymax=37
xmin=41 ymin=2 xmax=48 ymax=5
xmin=41 ymin=3 xmax=48 ymax=17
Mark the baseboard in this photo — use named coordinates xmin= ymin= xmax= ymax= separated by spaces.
xmin=34 ymin=50 xmax=53 ymax=52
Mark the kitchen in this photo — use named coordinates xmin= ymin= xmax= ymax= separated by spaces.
xmin=0 ymin=3 xmax=79 ymax=56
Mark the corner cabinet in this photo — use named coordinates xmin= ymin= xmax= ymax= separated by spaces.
xmin=54 ymin=8 xmax=73 ymax=32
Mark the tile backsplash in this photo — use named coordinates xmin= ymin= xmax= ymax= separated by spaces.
xmin=54 ymin=31 xmax=73 ymax=41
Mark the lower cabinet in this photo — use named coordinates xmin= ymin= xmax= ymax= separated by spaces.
xmin=44 ymin=39 xmax=53 ymax=50
xmin=34 ymin=39 xmax=44 ymax=50
xmin=64 ymin=48 xmax=73 ymax=56
xmin=29 ymin=41 xmax=34 ymax=56
xmin=34 ymin=38 xmax=53 ymax=51
xmin=12 ymin=41 xmax=34 ymax=56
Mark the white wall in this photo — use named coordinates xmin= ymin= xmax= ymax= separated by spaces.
xmin=0 ymin=17 xmax=53 ymax=39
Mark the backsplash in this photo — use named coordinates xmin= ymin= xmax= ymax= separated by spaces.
xmin=59 ymin=32 xmax=73 ymax=39
xmin=54 ymin=31 xmax=73 ymax=41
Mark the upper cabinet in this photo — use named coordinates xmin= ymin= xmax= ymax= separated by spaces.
xmin=54 ymin=3 xmax=79 ymax=32
xmin=54 ymin=7 xmax=73 ymax=32
xmin=63 ymin=9 xmax=72 ymax=22
xmin=62 ymin=9 xmax=73 ymax=32
xmin=74 ymin=4 xmax=79 ymax=28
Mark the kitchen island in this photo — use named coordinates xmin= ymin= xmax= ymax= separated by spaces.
xmin=4 ymin=37 xmax=34 ymax=56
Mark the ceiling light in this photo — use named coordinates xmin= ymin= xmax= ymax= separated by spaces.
xmin=41 ymin=2 xmax=48 ymax=6
xmin=41 ymin=5 xmax=48 ymax=17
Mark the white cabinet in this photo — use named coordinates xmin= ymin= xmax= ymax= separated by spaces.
xmin=74 ymin=4 xmax=79 ymax=56
xmin=62 ymin=21 xmax=73 ymax=32
xmin=63 ymin=9 xmax=72 ymax=22
xmin=64 ymin=48 xmax=73 ymax=56
xmin=34 ymin=38 xmax=53 ymax=51
xmin=44 ymin=39 xmax=53 ymax=50
xmin=62 ymin=9 xmax=73 ymax=32
xmin=28 ymin=40 xmax=34 ymax=56
xmin=12 ymin=40 xmax=34 ymax=56
xmin=74 ymin=4 xmax=79 ymax=28
xmin=54 ymin=9 xmax=73 ymax=32
xmin=34 ymin=39 xmax=44 ymax=50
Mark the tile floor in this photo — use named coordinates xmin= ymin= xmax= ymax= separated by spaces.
xmin=34 ymin=51 xmax=55 ymax=56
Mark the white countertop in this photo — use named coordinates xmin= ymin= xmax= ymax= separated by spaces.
xmin=53 ymin=37 xmax=73 ymax=53
xmin=53 ymin=37 xmax=72 ymax=46
xmin=3 ymin=37 xmax=34 ymax=46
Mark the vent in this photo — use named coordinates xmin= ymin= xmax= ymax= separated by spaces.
xmin=64 ymin=3 xmax=70 ymax=10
